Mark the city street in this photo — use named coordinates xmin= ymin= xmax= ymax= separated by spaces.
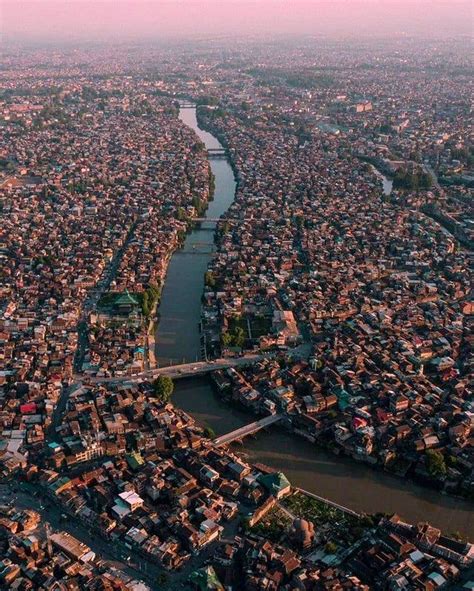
xmin=0 ymin=481 xmax=162 ymax=590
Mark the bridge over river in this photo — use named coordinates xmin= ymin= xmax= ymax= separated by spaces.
xmin=81 ymin=354 xmax=267 ymax=384
xmin=207 ymin=147 xmax=227 ymax=159
xmin=214 ymin=414 xmax=283 ymax=447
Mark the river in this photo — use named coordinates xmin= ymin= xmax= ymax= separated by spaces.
xmin=370 ymin=163 xmax=393 ymax=196
xmin=154 ymin=106 xmax=236 ymax=366
xmin=155 ymin=106 xmax=473 ymax=538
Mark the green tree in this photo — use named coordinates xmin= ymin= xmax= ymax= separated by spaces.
xmin=141 ymin=284 xmax=161 ymax=318
xmin=153 ymin=375 xmax=174 ymax=403
xmin=141 ymin=291 xmax=150 ymax=317
xmin=205 ymin=271 xmax=216 ymax=288
xmin=221 ymin=221 xmax=230 ymax=234
xmin=221 ymin=332 xmax=233 ymax=348
xmin=191 ymin=141 xmax=205 ymax=153
xmin=450 ymin=531 xmax=466 ymax=542
xmin=203 ymin=426 xmax=216 ymax=439
xmin=157 ymin=573 xmax=168 ymax=585
xmin=325 ymin=541 xmax=337 ymax=553
xmin=233 ymin=326 xmax=246 ymax=348
xmin=425 ymin=449 xmax=446 ymax=478
xmin=176 ymin=207 xmax=187 ymax=221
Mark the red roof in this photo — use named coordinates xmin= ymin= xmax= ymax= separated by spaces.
xmin=20 ymin=402 xmax=37 ymax=414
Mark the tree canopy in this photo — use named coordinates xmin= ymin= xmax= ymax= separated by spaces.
xmin=425 ymin=449 xmax=446 ymax=478
xmin=152 ymin=375 xmax=174 ymax=403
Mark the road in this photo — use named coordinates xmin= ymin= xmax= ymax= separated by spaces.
xmin=74 ymin=220 xmax=139 ymax=373
xmin=423 ymin=162 xmax=441 ymax=190
xmin=0 ymin=479 xmax=243 ymax=590
xmin=0 ymin=480 xmax=160 ymax=590
xmin=48 ymin=382 xmax=85 ymax=439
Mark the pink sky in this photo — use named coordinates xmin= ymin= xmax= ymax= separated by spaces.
xmin=1 ymin=1 xmax=472 ymax=42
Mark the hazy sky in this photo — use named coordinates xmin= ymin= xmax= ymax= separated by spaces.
xmin=2 ymin=0 xmax=472 ymax=43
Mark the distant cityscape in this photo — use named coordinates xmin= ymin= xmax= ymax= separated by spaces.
xmin=0 ymin=33 xmax=472 ymax=591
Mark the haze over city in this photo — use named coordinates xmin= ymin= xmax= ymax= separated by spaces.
xmin=3 ymin=0 xmax=473 ymax=43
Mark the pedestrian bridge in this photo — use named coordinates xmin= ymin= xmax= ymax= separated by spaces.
xmin=214 ymin=414 xmax=283 ymax=447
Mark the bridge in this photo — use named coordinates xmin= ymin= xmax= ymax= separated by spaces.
xmin=180 ymin=249 xmax=215 ymax=255
xmin=80 ymin=354 xmax=267 ymax=385
xmin=214 ymin=414 xmax=283 ymax=447
xmin=193 ymin=217 xmax=227 ymax=223
xmin=207 ymin=148 xmax=227 ymax=159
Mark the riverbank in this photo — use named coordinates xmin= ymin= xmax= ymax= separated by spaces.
xmin=172 ymin=376 xmax=474 ymax=538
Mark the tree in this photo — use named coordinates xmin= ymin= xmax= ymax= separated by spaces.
xmin=233 ymin=326 xmax=246 ymax=348
xmin=176 ymin=207 xmax=187 ymax=221
xmin=425 ymin=449 xmax=446 ymax=478
xmin=325 ymin=541 xmax=337 ymax=553
xmin=221 ymin=332 xmax=233 ymax=348
xmin=141 ymin=291 xmax=150 ymax=317
xmin=205 ymin=271 xmax=216 ymax=288
xmin=153 ymin=375 xmax=174 ymax=403
xmin=203 ymin=427 xmax=216 ymax=439
xmin=294 ymin=215 xmax=304 ymax=229
xmin=393 ymin=167 xmax=432 ymax=190
xmin=450 ymin=531 xmax=467 ymax=543
xmin=141 ymin=283 xmax=161 ymax=318
xmin=157 ymin=573 xmax=168 ymax=585
xmin=191 ymin=141 xmax=205 ymax=153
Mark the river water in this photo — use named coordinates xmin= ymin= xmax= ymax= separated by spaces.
xmin=156 ymin=106 xmax=473 ymax=538
xmin=155 ymin=106 xmax=236 ymax=366
xmin=369 ymin=163 xmax=393 ymax=196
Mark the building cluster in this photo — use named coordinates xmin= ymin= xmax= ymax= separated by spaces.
xmin=197 ymin=78 xmax=472 ymax=494
xmin=207 ymin=512 xmax=473 ymax=590
xmin=0 ymin=506 xmax=149 ymax=590
xmin=0 ymin=37 xmax=472 ymax=589
xmin=44 ymin=381 xmax=203 ymax=468
xmin=0 ymin=77 xmax=211 ymax=464
xmin=198 ymin=88 xmax=471 ymax=354
xmin=214 ymin=348 xmax=473 ymax=496
xmin=169 ymin=42 xmax=474 ymax=499
xmin=18 ymin=381 xmax=287 ymax=572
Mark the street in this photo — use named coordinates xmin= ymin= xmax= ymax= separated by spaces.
xmin=0 ymin=479 xmax=243 ymax=590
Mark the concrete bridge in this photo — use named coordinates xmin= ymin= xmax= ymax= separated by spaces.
xmin=80 ymin=354 xmax=267 ymax=385
xmin=207 ymin=148 xmax=227 ymax=159
xmin=214 ymin=414 xmax=283 ymax=447
xmin=193 ymin=217 xmax=227 ymax=223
